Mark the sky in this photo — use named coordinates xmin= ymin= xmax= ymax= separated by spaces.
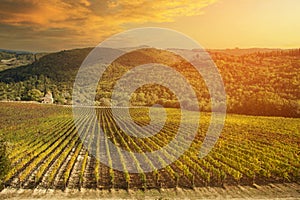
xmin=0 ymin=0 xmax=299 ymax=52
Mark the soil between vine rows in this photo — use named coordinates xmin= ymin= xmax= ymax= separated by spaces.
xmin=0 ymin=102 xmax=299 ymax=193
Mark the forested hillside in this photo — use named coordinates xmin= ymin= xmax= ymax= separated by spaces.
xmin=0 ymin=47 xmax=299 ymax=117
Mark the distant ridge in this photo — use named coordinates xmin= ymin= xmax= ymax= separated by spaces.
xmin=207 ymin=48 xmax=284 ymax=56
xmin=0 ymin=48 xmax=34 ymax=55
xmin=1 ymin=47 xmax=298 ymax=56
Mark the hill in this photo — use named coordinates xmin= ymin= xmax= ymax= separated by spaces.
xmin=0 ymin=50 xmax=48 ymax=72
xmin=0 ymin=47 xmax=299 ymax=117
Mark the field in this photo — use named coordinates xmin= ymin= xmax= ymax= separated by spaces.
xmin=0 ymin=102 xmax=299 ymax=198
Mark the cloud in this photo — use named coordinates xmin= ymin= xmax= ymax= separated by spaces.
xmin=0 ymin=0 xmax=217 ymax=51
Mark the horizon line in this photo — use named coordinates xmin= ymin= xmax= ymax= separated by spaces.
xmin=1 ymin=46 xmax=299 ymax=54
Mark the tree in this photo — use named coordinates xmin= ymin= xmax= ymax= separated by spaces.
xmin=27 ymin=89 xmax=43 ymax=101
xmin=99 ymin=98 xmax=111 ymax=107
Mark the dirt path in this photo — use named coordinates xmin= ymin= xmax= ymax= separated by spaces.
xmin=1 ymin=182 xmax=299 ymax=199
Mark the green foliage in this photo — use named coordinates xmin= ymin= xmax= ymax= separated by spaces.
xmin=0 ymin=47 xmax=299 ymax=116
xmin=27 ymin=89 xmax=43 ymax=101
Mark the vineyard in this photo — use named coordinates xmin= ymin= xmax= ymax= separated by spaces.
xmin=0 ymin=102 xmax=299 ymax=191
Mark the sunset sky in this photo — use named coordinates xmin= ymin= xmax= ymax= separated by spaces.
xmin=0 ymin=0 xmax=299 ymax=52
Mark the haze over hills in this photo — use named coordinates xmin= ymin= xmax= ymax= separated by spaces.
xmin=0 ymin=48 xmax=35 ymax=55
xmin=207 ymin=48 xmax=283 ymax=56
xmin=0 ymin=47 xmax=299 ymax=117
xmin=0 ymin=50 xmax=48 ymax=72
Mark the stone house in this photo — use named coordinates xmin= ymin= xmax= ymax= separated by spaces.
xmin=41 ymin=91 xmax=54 ymax=104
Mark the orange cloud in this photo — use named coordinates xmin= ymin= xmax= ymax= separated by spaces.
xmin=0 ymin=0 xmax=217 ymax=50
xmin=0 ymin=1 xmax=90 ymax=28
